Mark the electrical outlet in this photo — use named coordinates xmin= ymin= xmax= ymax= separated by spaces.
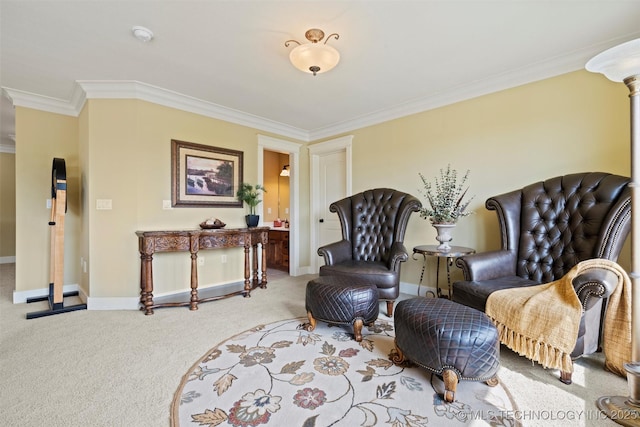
xmin=96 ymin=199 xmax=112 ymax=210
xmin=267 ymin=207 xmax=272 ymax=214
xmin=285 ymin=208 xmax=289 ymax=214
xmin=162 ymin=200 xmax=172 ymax=209
xmin=221 ymin=255 xmax=227 ymax=264
xmin=198 ymin=257 xmax=205 ymax=266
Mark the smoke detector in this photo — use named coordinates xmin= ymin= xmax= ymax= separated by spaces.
xmin=132 ymin=26 xmax=154 ymax=43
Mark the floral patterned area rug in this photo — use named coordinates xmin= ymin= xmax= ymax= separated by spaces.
xmin=171 ymin=318 xmax=519 ymax=427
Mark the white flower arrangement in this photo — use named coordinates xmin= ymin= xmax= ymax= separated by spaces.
xmin=418 ymin=165 xmax=474 ymax=224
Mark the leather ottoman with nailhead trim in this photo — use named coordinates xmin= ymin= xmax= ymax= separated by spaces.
xmin=391 ymin=297 xmax=500 ymax=402
xmin=302 ymin=276 xmax=379 ymax=342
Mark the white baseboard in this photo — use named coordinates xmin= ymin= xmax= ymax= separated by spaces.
xmin=13 ymin=279 xmax=256 ymax=310
xmin=87 ymin=280 xmax=248 ymax=310
xmin=399 ymin=281 xmax=436 ymax=298
xmin=295 ymin=265 xmax=315 ymax=276
xmin=0 ymin=256 xmax=16 ymax=264
xmin=87 ymin=296 xmax=140 ymax=310
xmin=11 ymin=277 xmax=432 ymax=309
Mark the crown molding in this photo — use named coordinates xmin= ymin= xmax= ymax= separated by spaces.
xmin=2 ymin=87 xmax=78 ymax=117
xmin=76 ymin=81 xmax=310 ymax=141
xmin=2 ymin=81 xmax=311 ymax=141
xmin=5 ymin=32 xmax=639 ymax=145
xmin=308 ymin=34 xmax=640 ymax=140
xmin=0 ymin=144 xmax=15 ymax=154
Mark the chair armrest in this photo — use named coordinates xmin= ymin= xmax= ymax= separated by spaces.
xmin=455 ymin=250 xmax=517 ymax=281
xmin=572 ymin=268 xmax=619 ymax=310
xmin=388 ymin=242 xmax=409 ymax=271
xmin=317 ymin=240 xmax=352 ymax=265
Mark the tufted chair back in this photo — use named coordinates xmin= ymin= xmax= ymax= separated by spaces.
xmin=492 ymin=172 xmax=631 ymax=282
xmin=330 ymin=188 xmax=418 ymax=264
xmin=317 ymin=188 xmax=421 ymax=316
xmin=452 ymin=172 xmax=631 ymax=384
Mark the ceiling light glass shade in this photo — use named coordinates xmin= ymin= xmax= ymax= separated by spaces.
xmin=586 ymin=38 xmax=640 ymax=82
xmin=289 ymin=43 xmax=340 ymax=75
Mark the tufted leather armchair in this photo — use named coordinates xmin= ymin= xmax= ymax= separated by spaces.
xmin=452 ymin=172 xmax=631 ymax=383
xmin=317 ymin=188 xmax=422 ymax=317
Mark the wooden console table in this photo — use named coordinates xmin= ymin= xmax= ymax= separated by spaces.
xmin=135 ymin=227 xmax=269 ymax=315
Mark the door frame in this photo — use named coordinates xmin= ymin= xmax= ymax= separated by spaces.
xmin=309 ymin=135 xmax=353 ymax=273
xmin=257 ymin=134 xmax=302 ymax=276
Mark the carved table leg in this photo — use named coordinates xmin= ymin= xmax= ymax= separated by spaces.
xmin=260 ymin=241 xmax=268 ymax=288
xmin=189 ymin=252 xmax=199 ymax=310
xmin=243 ymin=243 xmax=251 ymax=297
xmin=252 ymin=242 xmax=259 ymax=285
xmin=140 ymin=253 xmax=154 ymax=315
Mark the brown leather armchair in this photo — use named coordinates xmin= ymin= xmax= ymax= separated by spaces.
xmin=452 ymin=172 xmax=631 ymax=383
xmin=317 ymin=188 xmax=421 ymax=317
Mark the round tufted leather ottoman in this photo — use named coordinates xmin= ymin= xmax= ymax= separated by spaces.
xmin=302 ymin=276 xmax=379 ymax=342
xmin=392 ymin=297 xmax=500 ymax=402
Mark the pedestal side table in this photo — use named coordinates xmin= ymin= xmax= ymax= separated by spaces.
xmin=412 ymin=245 xmax=475 ymax=298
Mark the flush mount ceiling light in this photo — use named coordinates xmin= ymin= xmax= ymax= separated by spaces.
xmin=285 ymin=29 xmax=340 ymax=76
xmin=132 ymin=26 xmax=154 ymax=42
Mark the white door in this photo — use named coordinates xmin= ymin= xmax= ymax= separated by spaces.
xmin=318 ymin=151 xmax=346 ymax=256
xmin=309 ymin=135 xmax=352 ymax=272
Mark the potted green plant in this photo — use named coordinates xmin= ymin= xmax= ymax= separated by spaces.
xmin=236 ymin=183 xmax=267 ymax=227
xmin=418 ymin=165 xmax=474 ymax=251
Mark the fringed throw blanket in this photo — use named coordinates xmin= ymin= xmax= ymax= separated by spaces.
xmin=485 ymin=259 xmax=631 ymax=376
xmin=601 ymin=260 xmax=633 ymax=377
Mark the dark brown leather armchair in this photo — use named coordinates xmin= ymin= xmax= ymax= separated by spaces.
xmin=452 ymin=172 xmax=631 ymax=383
xmin=317 ymin=188 xmax=421 ymax=317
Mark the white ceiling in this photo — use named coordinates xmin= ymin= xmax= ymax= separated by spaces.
xmin=1 ymin=1 xmax=640 ymax=149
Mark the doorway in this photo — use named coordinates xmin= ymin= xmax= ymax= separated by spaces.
xmin=309 ymin=135 xmax=353 ymax=273
xmin=257 ymin=135 xmax=301 ymax=276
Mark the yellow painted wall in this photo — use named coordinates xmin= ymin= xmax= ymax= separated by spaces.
xmin=14 ymin=107 xmax=80 ymax=292
xmin=80 ymin=99 xmax=303 ymax=298
xmin=14 ymin=99 xmax=306 ymax=299
xmin=0 ymin=152 xmax=16 ymax=257
xmin=12 ymin=69 xmax=631 ymax=301
xmin=314 ymin=70 xmax=631 ymax=284
xmin=78 ymin=104 xmax=89 ymax=293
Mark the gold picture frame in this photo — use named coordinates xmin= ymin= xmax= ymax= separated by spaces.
xmin=171 ymin=139 xmax=243 ymax=207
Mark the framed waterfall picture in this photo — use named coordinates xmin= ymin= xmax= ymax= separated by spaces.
xmin=171 ymin=139 xmax=243 ymax=207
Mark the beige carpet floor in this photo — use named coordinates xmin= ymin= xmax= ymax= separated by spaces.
xmin=0 ymin=263 xmax=630 ymax=426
